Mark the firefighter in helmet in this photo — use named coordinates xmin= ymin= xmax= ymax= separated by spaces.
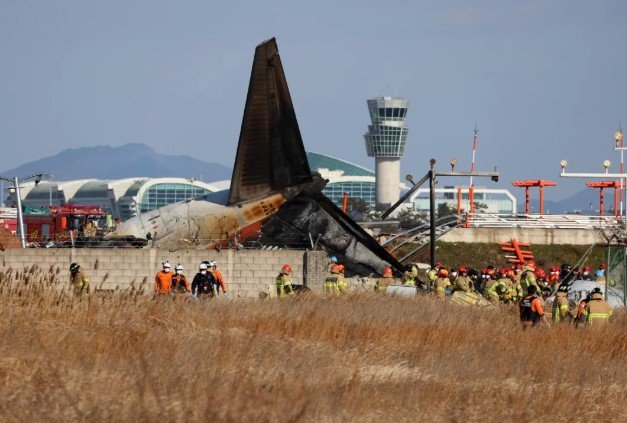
xmin=69 ymin=262 xmax=90 ymax=295
xmin=276 ymin=264 xmax=294 ymax=298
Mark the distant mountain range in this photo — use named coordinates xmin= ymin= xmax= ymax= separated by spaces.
xmin=1 ymin=143 xmax=232 ymax=182
xmin=529 ymin=188 xmax=611 ymax=214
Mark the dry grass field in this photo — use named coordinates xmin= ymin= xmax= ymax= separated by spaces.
xmin=1 ymin=265 xmax=627 ymax=422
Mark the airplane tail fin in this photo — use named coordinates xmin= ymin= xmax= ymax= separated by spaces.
xmin=227 ymin=38 xmax=312 ymax=206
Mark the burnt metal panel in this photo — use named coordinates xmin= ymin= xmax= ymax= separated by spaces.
xmin=227 ymin=38 xmax=312 ymax=206
xmin=257 ymin=194 xmax=404 ymax=275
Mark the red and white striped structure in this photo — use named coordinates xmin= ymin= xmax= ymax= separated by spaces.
xmin=468 ymin=126 xmax=479 ymax=214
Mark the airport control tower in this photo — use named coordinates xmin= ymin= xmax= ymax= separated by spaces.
xmin=364 ymin=96 xmax=409 ymax=207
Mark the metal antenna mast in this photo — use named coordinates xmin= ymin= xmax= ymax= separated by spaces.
xmin=468 ymin=123 xmax=479 ymax=213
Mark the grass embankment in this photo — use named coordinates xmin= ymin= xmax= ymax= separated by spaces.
xmin=400 ymin=242 xmax=607 ymax=270
xmin=1 ymin=265 xmax=627 ymax=421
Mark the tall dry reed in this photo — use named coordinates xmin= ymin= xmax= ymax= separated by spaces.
xmin=0 ymin=266 xmax=626 ymax=421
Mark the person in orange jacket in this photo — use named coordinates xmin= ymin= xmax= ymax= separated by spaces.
xmin=209 ymin=260 xmax=228 ymax=296
xmin=519 ymin=285 xmax=548 ymax=329
xmin=172 ymin=263 xmax=190 ymax=294
xmin=154 ymin=260 xmax=173 ymax=294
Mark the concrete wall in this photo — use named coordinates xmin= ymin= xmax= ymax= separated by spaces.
xmin=0 ymin=248 xmax=328 ymax=298
xmin=440 ymin=227 xmax=604 ymax=245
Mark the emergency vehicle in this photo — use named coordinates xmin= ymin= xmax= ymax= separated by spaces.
xmin=23 ymin=205 xmax=106 ymax=243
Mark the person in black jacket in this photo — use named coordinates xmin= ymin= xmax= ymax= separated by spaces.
xmin=191 ymin=263 xmax=218 ymax=298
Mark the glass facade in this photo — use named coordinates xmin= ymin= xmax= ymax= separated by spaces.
xmin=323 ymin=181 xmax=376 ymax=208
xmin=139 ymin=183 xmax=213 ymax=213
xmin=413 ymin=191 xmax=515 ymax=214
xmin=364 ymin=97 xmax=409 ymax=158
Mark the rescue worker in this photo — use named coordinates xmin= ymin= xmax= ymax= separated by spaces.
xmin=427 ymin=262 xmax=442 ymax=288
xmin=449 ymin=268 xmax=458 ymax=285
xmin=595 ymin=269 xmax=607 ymax=284
xmin=574 ymin=291 xmax=591 ymax=326
xmin=467 ymin=268 xmax=479 ymax=292
xmin=209 ymin=261 xmax=228 ymax=296
xmin=547 ymin=265 xmax=561 ymax=286
xmin=171 ymin=263 xmax=190 ymax=294
xmin=520 ymin=262 xmax=540 ymax=296
xmin=105 ymin=213 xmax=114 ymax=231
xmin=69 ymin=262 xmax=90 ymax=295
xmin=453 ymin=265 xmax=473 ymax=292
xmin=513 ymin=263 xmax=523 ymax=284
xmin=519 ymin=285 xmax=548 ymax=329
xmin=324 ymin=263 xmax=341 ymax=296
xmin=535 ymin=267 xmax=547 ymax=287
xmin=433 ymin=268 xmax=451 ymax=299
xmin=506 ymin=268 xmax=524 ymax=301
xmin=154 ymin=261 xmax=173 ymax=295
xmin=582 ymin=287 xmax=612 ymax=326
xmin=403 ymin=264 xmax=418 ymax=286
xmin=552 ymin=285 xmax=570 ymax=323
xmin=479 ymin=268 xmax=491 ymax=295
xmin=375 ymin=266 xmax=395 ymax=293
xmin=192 ymin=263 xmax=218 ymax=298
xmin=275 ymin=264 xmax=294 ymax=298
xmin=580 ymin=265 xmax=593 ymax=281
xmin=483 ymin=270 xmax=502 ymax=303
xmin=496 ymin=267 xmax=515 ymax=303
xmin=328 ymin=256 xmax=338 ymax=272
xmin=337 ymin=264 xmax=349 ymax=294
xmin=560 ymin=263 xmax=575 ymax=286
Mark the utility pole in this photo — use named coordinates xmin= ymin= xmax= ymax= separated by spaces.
xmin=14 ymin=177 xmax=25 ymax=248
xmin=560 ymin=144 xmax=627 ymax=306
xmin=0 ymin=173 xmax=50 ymax=249
xmin=429 ymin=160 xmax=436 ymax=269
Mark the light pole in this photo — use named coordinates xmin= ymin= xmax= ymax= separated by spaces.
xmin=560 ymin=155 xmax=626 ymax=306
xmin=614 ymin=129 xmax=625 ymax=220
xmin=0 ymin=173 xmax=50 ymax=248
xmin=382 ymin=159 xmax=499 ymax=268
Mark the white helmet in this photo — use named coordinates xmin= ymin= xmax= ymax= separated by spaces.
xmin=199 ymin=263 xmax=208 ymax=270
xmin=209 ymin=260 xmax=217 ymax=268
xmin=175 ymin=263 xmax=184 ymax=271
xmin=162 ymin=261 xmax=171 ymax=268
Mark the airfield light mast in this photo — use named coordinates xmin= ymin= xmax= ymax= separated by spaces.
xmin=382 ymin=159 xmax=499 ymax=268
xmin=468 ymin=125 xmax=479 ymax=214
xmin=560 ymin=145 xmax=627 ymax=307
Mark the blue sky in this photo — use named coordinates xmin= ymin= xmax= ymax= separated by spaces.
xmin=1 ymin=0 xmax=626 ymax=200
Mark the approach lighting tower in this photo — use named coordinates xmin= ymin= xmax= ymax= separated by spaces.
xmin=364 ymin=97 xmax=409 ymax=207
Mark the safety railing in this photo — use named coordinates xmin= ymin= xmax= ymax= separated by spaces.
xmin=464 ymin=213 xmax=622 ymax=230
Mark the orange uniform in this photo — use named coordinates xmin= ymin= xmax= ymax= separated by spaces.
xmin=519 ymin=294 xmax=545 ymax=328
xmin=154 ymin=270 xmax=173 ymax=294
xmin=212 ymin=269 xmax=227 ymax=293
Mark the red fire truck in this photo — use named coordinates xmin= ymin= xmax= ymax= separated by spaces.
xmin=0 ymin=208 xmax=18 ymax=234
xmin=24 ymin=205 xmax=107 ymax=243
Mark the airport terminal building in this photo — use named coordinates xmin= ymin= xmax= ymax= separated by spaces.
xmin=6 ymin=178 xmax=230 ymax=221
xmin=4 ymin=152 xmax=409 ymax=221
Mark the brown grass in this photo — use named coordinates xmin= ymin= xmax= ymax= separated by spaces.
xmin=1 ymin=266 xmax=627 ymax=421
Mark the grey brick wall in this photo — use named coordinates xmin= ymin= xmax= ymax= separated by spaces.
xmin=0 ymin=248 xmax=330 ymax=298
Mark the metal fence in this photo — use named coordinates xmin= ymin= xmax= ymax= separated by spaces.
xmin=466 ymin=213 xmax=621 ymax=229
xmin=607 ymin=245 xmax=627 ymax=307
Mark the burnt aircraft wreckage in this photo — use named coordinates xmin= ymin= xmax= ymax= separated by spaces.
xmin=113 ymin=38 xmax=402 ymax=275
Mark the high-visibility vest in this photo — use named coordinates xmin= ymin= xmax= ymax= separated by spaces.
xmin=583 ymin=297 xmax=612 ymax=325
xmin=276 ymin=274 xmax=293 ymax=298
xmin=552 ymin=292 xmax=569 ymax=322
xmin=324 ymin=274 xmax=340 ymax=295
